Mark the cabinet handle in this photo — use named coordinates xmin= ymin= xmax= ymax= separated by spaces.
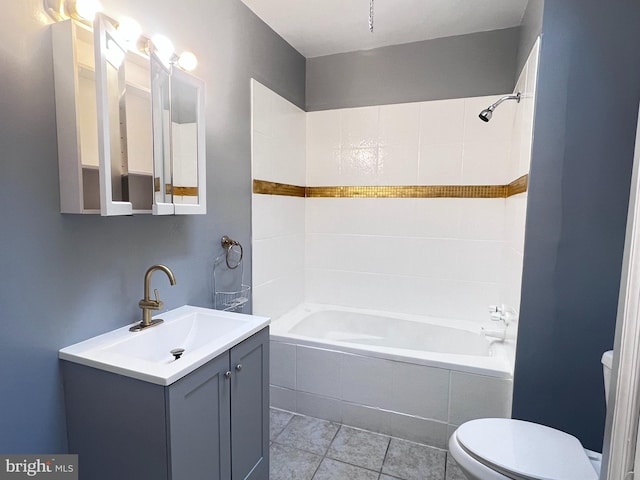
xmin=235 ymin=364 xmax=243 ymax=372
xmin=224 ymin=371 xmax=232 ymax=379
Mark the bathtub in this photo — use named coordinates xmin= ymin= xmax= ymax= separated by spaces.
xmin=269 ymin=303 xmax=515 ymax=448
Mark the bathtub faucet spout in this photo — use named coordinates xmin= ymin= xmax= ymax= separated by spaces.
xmin=488 ymin=304 xmax=518 ymax=326
xmin=483 ymin=305 xmax=518 ymax=342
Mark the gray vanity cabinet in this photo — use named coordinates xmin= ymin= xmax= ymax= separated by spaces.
xmin=62 ymin=327 xmax=269 ymax=480
xmin=167 ymin=352 xmax=231 ymax=479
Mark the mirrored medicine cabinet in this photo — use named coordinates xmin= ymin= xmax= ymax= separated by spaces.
xmin=51 ymin=14 xmax=206 ymax=215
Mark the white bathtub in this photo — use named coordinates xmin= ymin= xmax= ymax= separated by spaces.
xmin=270 ymin=303 xmax=515 ymax=448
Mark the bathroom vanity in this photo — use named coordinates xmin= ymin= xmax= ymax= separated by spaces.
xmin=59 ymin=306 xmax=269 ymax=480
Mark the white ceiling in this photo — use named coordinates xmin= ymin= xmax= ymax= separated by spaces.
xmin=240 ymin=0 xmax=529 ymax=58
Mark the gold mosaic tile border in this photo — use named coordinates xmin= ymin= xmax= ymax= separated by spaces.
xmin=253 ymin=175 xmax=528 ymax=199
xmin=252 ymin=180 xmax=306 ymax=197
xmin=507 ymin=175 xmax=528 ymax=197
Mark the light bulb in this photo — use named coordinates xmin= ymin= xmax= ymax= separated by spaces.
xmin=177 ymin=51 xmax=198 ymax=71
xmin=117 ymin=17 xmax=141 ymax=50
xmin=73 ymin=0 xmax=102 ymax=21
xmin=151 ymin=34 xmax=174 ymax=65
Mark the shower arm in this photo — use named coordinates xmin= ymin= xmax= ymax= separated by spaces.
xmin=488 ymin=92 xmax=521 ymax=111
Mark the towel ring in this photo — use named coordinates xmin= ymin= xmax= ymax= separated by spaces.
xmin=221 ymin=236 xmax=243 ymax=269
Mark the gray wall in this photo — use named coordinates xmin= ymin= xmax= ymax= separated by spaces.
xmin=516 ymin=0 xmax=544 ymax=80
xmin=306 ymin=27 xmax=520 ymax=111
xmin=0 ymin=0 xmax=304 ymax=453
xmin=513 ymin=0 xmax=640 ymax=451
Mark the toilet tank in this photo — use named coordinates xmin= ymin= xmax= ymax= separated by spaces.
xmin=602 ymin=350 xmax=614 ymax=406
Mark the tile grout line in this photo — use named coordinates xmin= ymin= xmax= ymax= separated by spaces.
xmin=310 ymin=423 xmax=342 ymax=480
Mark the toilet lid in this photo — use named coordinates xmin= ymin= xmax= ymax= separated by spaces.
xmin=455 ymin=419 xmax=598 ymax=480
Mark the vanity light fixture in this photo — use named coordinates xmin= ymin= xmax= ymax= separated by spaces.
xmin=43 ymin=0 xmax=198 ymax=70
xmin=151 ymin=34 xmax=175 ymax=66
xmin=72 ymin=0 xmax=102 ymax=22
xmin=43 ymin=0 xmax=102 ymax=23
xmin=177 ymin=51 xmax=198 ymax=71
xmin=116 ymin=16 xmax=142 ymax=50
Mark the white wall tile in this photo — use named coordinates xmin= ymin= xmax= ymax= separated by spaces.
xmin=306 ymin=198 xmax=417 ymax=237
xmin=418 ymin=143 xmax=464 ymax=185
xmin=296 ymin=392 xmax=344 ymax=423
xmin=341 ymin=106 xmax=379 ymax=149
xmin=270 ymin=385 xmax=296 ymax=411
xmin=341 ymin=402 xmax=389 ymax=435
xmin=340 ymin=147 xmax=379 ymax=185
xmin=449 ymin=372 xmax=513 ymax=424
xmin=253 ymin=195 xmax=305 ymax=240
xmin=251 ymin=80 xmax=272 ymax=136
xmin=455 ymin=240 xmax=505 ymax=283
xmin=419 ymin=99 xmax=465 ymax=145
xmin=379 ymin=103 xmax=421 ymax=148
xmin=341 ymin=354 xmax=393 ymax=407
xmin=251 ymin=131 xmax=277 ymax=182
xmin=389 ymin=363 xmax=450 ymax=421
xmin=412 ymin=198 xmax=462 ymax=239
xmin=253 ymin=272 xmax=305 ymax=319
xmin=384 ymin=412 xmax=449 ymax=449
xmin=378 ymin=145 xmax=419 ymax=185
xmin=296 ymin=346 xmax=343 ymax=399
xmin=270 ymin=341 xmax=296 ymax=389
xmin=307 ymin=110 xmax=341 ymax=186
xmin=254 ymin=86 xmax=530 ymax=332
xmin=253 ymin=234 xmax=305 ymax=286
xmin=462 ymin=141 xmax=511 ymax=185
xmin=459 ymin=198 xmax=506 ymax=241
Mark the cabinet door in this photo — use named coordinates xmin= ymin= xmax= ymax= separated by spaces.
xmin=230 ymin=328 xmax=270 ymax=480
xmin=167 ymin=353 xmax=231 ymax=480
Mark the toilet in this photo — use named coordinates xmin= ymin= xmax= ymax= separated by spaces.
xmin=449 ymin=351 xmax=613 ymax=480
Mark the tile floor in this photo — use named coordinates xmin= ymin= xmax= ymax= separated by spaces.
xmin=270 ymin=408 xmax=466 ymax=480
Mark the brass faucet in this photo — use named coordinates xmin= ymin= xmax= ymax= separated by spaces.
xmin=130 ymin=264 xmax=177 ymax=332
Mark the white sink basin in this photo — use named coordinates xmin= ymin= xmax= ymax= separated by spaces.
xmin=59 ymin=305 xmax=270 ymax=385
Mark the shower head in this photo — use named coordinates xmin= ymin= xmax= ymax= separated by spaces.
xmin=479 ymin=92 xmax=521 ymax=122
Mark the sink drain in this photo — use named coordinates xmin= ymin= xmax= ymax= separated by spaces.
xmin=170 ymin=348 xmax=185 ymax=360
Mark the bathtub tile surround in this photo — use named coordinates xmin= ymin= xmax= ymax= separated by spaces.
xmin=448 ymin=372 xmax=513 ymax=425
xmin=269 ymin=408 xmax=462 ymax=480
xmin=251 ymin=80 xmax=306 ymax=320
xmin=252 ymin=38 xmax=540 ymax=450
xmin=253 ymin=61 xmax=539 ymax=321
xmin=271 ymin=336 xmax=512 ymax=449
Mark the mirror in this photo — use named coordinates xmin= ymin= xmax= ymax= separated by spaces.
xmin=94 ymin=13 xmax=132 ymax=216
xmin=124 ymin=49 xmax=154 ymax=213
xmin=150 ymin=52 xmax=173 ymax=215
xmin=149 ymin=53 xmax=206 ymax=215
xmin=170 ymin=67 xmax=206 ymax=215
xmin=52 ymin=15 xmax=205 ymax=215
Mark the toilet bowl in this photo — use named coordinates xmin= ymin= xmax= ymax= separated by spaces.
xmin=448 ymin=351 xmax=613 ymax=480
xmin=449 ymin=418 xmax=599 ymax=480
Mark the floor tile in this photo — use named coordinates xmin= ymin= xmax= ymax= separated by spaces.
xmin=381 ymin=438 xmax=446 ymax=480
xmin=275 ymin=414 xmax=340 ymax=455
xmin=445 ymin=453 xmax=467 ymax=480
xmin=312 ymin=458 xmax=378 ymax=480
xmin=327 ymin=425 xmax=390 ymax=471
xmin=270 ymin=408 xmax=294 ymax=440
xmin=270 ymin=442 xmax=322 ymax=480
